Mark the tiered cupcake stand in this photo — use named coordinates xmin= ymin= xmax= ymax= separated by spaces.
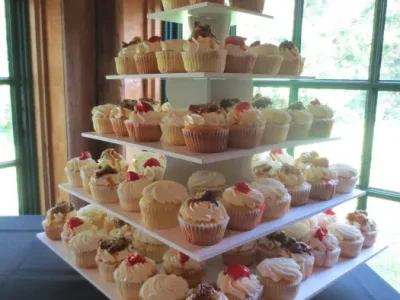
xmin=37 ymin=3 xmax=387 ymax=300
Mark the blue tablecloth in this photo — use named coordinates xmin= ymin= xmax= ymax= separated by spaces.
xmin=0 ymin=216 xmax=398 ymax=300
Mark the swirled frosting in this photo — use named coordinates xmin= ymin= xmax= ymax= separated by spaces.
xmin=139 ymin=274 xmax=189 ymax=300
xmin=69 ymin=229 xmax=108 ymax=252
xmin=256 ymin=257 xmax=302 ymax=283
xmin=307 ymin=101 xmax=334 ymax=119
xmin=80 ymin=162 xmax=99 ymax=178
xmin=249 ymin=43 xmax=280 ymax=56
xmin=61 ymin=216 xmax=95 ymax=240
xmin=163 ymin=249 xmax=206 ymax=271
xmin=302 ymin=228 xmax=339 ymax=252
xmin=77 ymin=205 xmax=106 ymax=226
xmin=161 ymin=39 xmax=185 ymax=51
xmin=184 ymin=112 xmax=226 ymax=127
xmin=111 ymin=107 xmax=132 ymax=119
xmin=222 ymin=185 xmax=265 ymax=209
xmin=317 ymin=211 xmax=337 ymax=228
xmin=261 ymin=109 xmax=292 ymax=125
xmin=118 ymin=178 xmax=152 ymax=199
xmin=143 ymin=166 xmax=164 ymax=182
xmin=327 ymin=223 xmax=364 ymax=242
xmin=253 ymin=161 xmax=282 ymax=179
xmin=330 ymin=164 xmax=358 ymax=179
xmin=183 ymin=37 xmax=220 ymax=51
xmin=136 ymin=41 xmax=162 ymax=54
xmin=250 ymin=178 xmax=290 ymax=206
xmin=305 ymin=166 xmax=338 ymax=184
xmin=129 ymin=111 xmax=162 ymax=126
xmin=114 ymin=257 xmax=157 ymax=283
xmin=179 ymin=197 xmax=228 ymax=223
xmin=187 ymin=171 xmax=226 ymax=191
xmin=161 ymin=111 xmax=187 ymax=127
xmin=141 ymin=181 xmax=189 ymax=205
xmin=217 ymin=271 xmax=262 ymax=300
xmin=277 ymin=164 xmax=305 ymax=186
xmin=288 ymin=109 xmax=313 ymax=123
xmin=227 ymin=108 xmax=265 ymax=127
xmin=91 ymin=104 xmax=117 ymax=119
xmin=65 ymin=157 xmax=96 ymax=172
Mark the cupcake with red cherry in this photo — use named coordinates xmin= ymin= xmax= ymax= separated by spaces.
xmin=224 ymin=36 xmax=257 ymax=73
xmin=115 ymin=36 xmax=142 ymax=75
xmin=117 ymin=171 xmax=152 ymax=212
xmin=61 ymin=216 xmax=96 ymax=248
xmin=125 ymin=100 xmax=162 ymax=142
xmin=64 ymin=151 xmax=96 ymax=187
xmin=217 ymin=264 xmax=263 ymax=300
xmin=142 ymin=158 xmax=164 ymax=182
xmin=305 ymin=157 xmax=338 ymax=201
xmin=307 ymin=98 xmax=335 ymax=138
xmin=227 ymin=101 xmax=266 ymax=149
xmin=248 ymin=41 xmax=283 ymax=75
xmin=221 ymin=182 xmax=265 ymax=231
xmin=42 ymin=201 xmax=76 ymax=240
xmin=317 ymin=209 xmax=337 ymax=228
xmin=135 ymin=36 xmax=162 ymax=74
xmin=163 ymin=249 xmax=206 ymax=288
xmin=346 ymin=210 xmax=378 ymax=248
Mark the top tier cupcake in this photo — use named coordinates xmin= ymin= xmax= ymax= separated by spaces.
xmin=278 ymin=40 xmax=304 ymax=75
xmin=286 ymin=101 xmax=313 ymax=140
xmin=307 ymin=99 xmax=335 ymax=137
xmin=223 ymin=36 xmax=257 ymax=73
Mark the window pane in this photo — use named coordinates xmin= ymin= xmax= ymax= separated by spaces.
xmin=369 ymin=92 xmax=400 ymax=192
xmin=0 ymin=0 xmax=8 ymax=77
xmin=380 ymin=0 xmax=400 ymax=80
xmin=0 ymin=167 xmax=18 ymax=216
xmin=295 ymin=89 xmax=366 ymax=172
xmin=302 ymin=0 xmax=375 ymax=79
xmin=0 ymin=85 xmax=15 ymax=161
xmin=253 ymin=87 xmax=290 ymax=109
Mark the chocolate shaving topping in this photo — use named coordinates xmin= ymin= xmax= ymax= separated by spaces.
xmin=99 ymin=237 xmax=131 ymax=254
xmin=95 ymin=165 xmax=118 ymax=178
xmin=288 ymin=101 xmax=305 ymax=111
xmin=100 ymin=148 xmax=123 ymax=161
xmin=122 ymin=36 xmax=142 ymax=48
xmin=189 ymin=21 xmax=218 ymax=42
xmin=120 ymin=99 xmax=138 ymax=111
xmin=280 ymin=163 xmax=301 ymax=175
xmin=113 ymin=218 xmax=127 ymax=229
xmin=219 ymin=98 xmax=240 ymax=111
xmin=253 ymin=163 xmax=273 ymax=176
xmin=50 ymin=201 xmax=75 ymax=214
xmin=186 ymin=283 xmax=222 ymax=300
xmin=267 ymin=230 xmax=289 ymax=244
xmin=189 ymin=191 xmax=219 ymax=207
xmin=279 ymin=40 xmax=296 ymax=50
xmin=285 ymin=239 xmax=313 ymax=255
xmin=252 ymin=96 xmax=273 ymax=109
xmin=188 ymin=104 xmax=220 ymax=114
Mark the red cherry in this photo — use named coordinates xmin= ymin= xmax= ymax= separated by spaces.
xmin=235 ymin=102 xmax=251 ymax=113
xmin=225 ymin=36 xmax=247 ymax=46
xmin=314 ymin=227 xmax=328 ymax=241
xmin=66 ymin=217 xmax=84 ymax=229
xmin=147 ymin=36 xmax=162 ymax=43
xmin=250 ymin=41 xmax=260 ymax=47
xmin=134 ymin=101 xmax=154 ymax=113
xmin=324 ymin=209 xmax=335 ymax=216
xmin=310 ymin=98 xmax=321 ymax=106
xmin=234 ymin=182 xmax=251 ymax=194
xmin=79 ymin=151 xmax=91 ymax=160
xmin=179 ymin=252 xmax=190 ymax=265
xmin=270 ymin=149 xmax=283 ymax=160
xmin=126 ymin=171 xmax=140 ymax=181
xmin=143 ymin=158 xmax=161 ymax=168
xmin=225 ymin=264 xmax=251 ymax=280
xmin=126 ymin=254 xmax=146 ymax=267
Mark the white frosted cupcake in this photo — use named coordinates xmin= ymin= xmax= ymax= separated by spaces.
xmin=89 ymin=165 xmax=121 ymax=204
xmin=114 ymin=253 xmax=158 ymax=300
xmin=134 ymin=36 xmax=162 ymax=74
xmin=140 ymin=274 xmax=189 ymax=300
xmin=317 ymin=209 xmax=337 ymax=228
xmin=187 ymin=170 xmax=226 ymax=197
xmin=328 ymin=223 xmax=364 ymax=258
xmin=163 ymin=249 xmax=206 ymax=288
xmin=286 ymin=102 xmax=313 ymax=140
xmin=161 ymin=111 xmax=187 ymax=145
xmin=248 ymin=42 xmax=283 ymax=75
xmin=42 ymin=201 xmax=76 ymax=240
xmin=77 ymin=204 xmax=106 ymax=229
xmin=98 ymin=148 xmax=129 ymax=174
xmin=141 ymin=158 xmax=165 ymax=182
xmin=250 ymin=178 xmax=291 ymax=220
xmin=80 ymin=162 xmax=99 ymax=194
xmin=61 ymin=216 xmax=96 ymax=248
xmin=294 ymin=151 xmax=319 ymax=171
xmin=222 ymin=182 xmax=265 ymax=231
xmin=132 ymin=230 xmax=169 ymax=263
xmin=284 ymin=218 xmax=319 ymax=240
xmin=224 ymin=36 xmax=257 ymax=73
xmin=305 ymin=158 xmax=338 ymax=201
xmin=260 ymin=108 xmax=292 ymax=144
xmin=65 ymin=152 xmax=96 ymax=187
xmin=104 ymin=217 xmax=135 ymax=239
xmin=91 ymin=104 xmax=116 ymax=134
xmin=252 ymin=160 xmax=282 ymax=180
xmin=346 ymin=210 xmax=378 ymax=248
xmin=277 ymin=164 xmax=311 ymax=206
xmin=131 ymin=152 xmax=166 ymax=174
xmin=156 ymin=39 xmax=186 ymax=73
xmin=118 ymin=171 xmax=152 ymax=212
xmin=331 ymin=164 xmax=359 ymax=193
xmin=307 ymin=99 xmax=335 ymax=138
xmin=115 ymin=36 xmax=141 ymax=75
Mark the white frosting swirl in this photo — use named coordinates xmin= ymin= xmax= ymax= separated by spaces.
xmin=222 ymin=186 xmax=265 ymax=209
xmin=183 ymin=37 xmax=220 ymax=51
xmin=288 ymin=109 xmax=313 ymax=123
xmin=136 ymin=42 xmax=162 ymax=54
xmin=91 ymin=104 xmax=117 ymax=118
xmin=141 ymin=181 xmax=189 ymax=205
xmin=327 ymin=223 xmax=364 ymax=242
xmin=161 ymin=40 xmax=185 ymax=51
xmin=118 ymin=178 xmax=152 ymax=200
xmin=261 ymin=109 xmax=292 ymax=125
xmin=184 ymin=112 xmax=226 ymax=127
xmin=161 ymin=111 xmax=187 ymax=127
xmin=163 ymin=249 xmax=205 ymax=271
xmin=143 ymin=166 xmax=164 ymax=182
xmin=307 ymin=103 xmax=334 ymax=119
xmin=111 ymin=107 xmax=131 ymax=119
xmin=187 ymin=171 xmax=226 ymax=190
xmin=257 ymin=257 xmax=303 ymax=283
xmin=114 ymin=257 xmax=157 ymax=283
xmin=217 ymin=272 xmax=262 ymax=299
xmin=69 ymin=230 xmax=108 ymax=252
xmin=249 ymin=43 xmax=280 ymax=56
xmin=129 ymin=111 xmax=162 ymax=126
xmin=277 ymin=168 xmax=305 ymax=186
xmin=65 ymin=157 xmax=96 ymax=172
xmin=139 ymin=274 xmax=189 ymax=300
xmin=330 ymin=164 xmax=358 ymax=179
xmin=80 ymin=162 xmax=99 ymax=178
xmin=77 ymin=205 xmax=106 ymax=226
xmin=250 ymin=179 xmax=290 ymax=207
xmin=317 ymin=212 xmax=337 ymax=228
xmin=225 ymin=43 xmax=247 ymax=55
xmin=227 ymin=108 xmax=265 ymax=127
xmin=302 ymin=229 xmax=340 ymax=252
xmin=61 ymin=217 xmax=96 ymax=240
xmin=305 ymin=166 xmax=338 ymax=184
xmin=179 ymin=198 xmax=228 ymax=223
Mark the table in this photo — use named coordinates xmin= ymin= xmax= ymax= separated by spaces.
xmin=0 ymin=216 xmax=398 ymax=300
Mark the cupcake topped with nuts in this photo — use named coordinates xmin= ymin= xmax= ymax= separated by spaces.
xmin=186 ymin=283 xmax=228 ymax=300
xmin=279 ymin=40 xmax=300 ymax=57
xmin=119 ymin=36 xmax=143 ymax=58
xmin=253 ymin=160 xmax=282 ymax=179
xmin=346 ymin=210 xmax=377 ymax=234
xmin=108 ymin=218 xmax=135 ymax=239
xmin=98 ymin=148 xmax=128 ymax=173
xmin=295 ymin=151 xmax=319 ymax=171
xmin=189 ymin=21 xmax=218 ymax=42
xmin=42 ymin=201 xmax=76 ymax=240
xmin=277 ymin=164 xmax=305 ymax=187
xmin=305 ymin=157 xmax=337 ymax=184
xmin=90 ymin=165 xmax=120 ymax=186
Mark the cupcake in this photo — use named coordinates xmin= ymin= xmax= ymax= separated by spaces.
xmin=163 ymin=249 xmax=206 ymax=288
xmin=186 ymin=283 xmax=228 ymax=300
xmin=224 ymin=36 xmax=257 ymax=73
xmin=110 ymin=100 xmax=136 ymax=136
xmin=132 ymin=230 xmax=169 ymax=263
xmin=226 ymin=102 xmax=266 ymax=149
xmin=217 ymin=264 xmax=263 ymax=300
xmin=249 ymin=42 xmax=283 ymax=75
xmin=306 ymin=99 xmax=335 ymax=137
xmin=139 ymin=274 xmax=189 ymax=300
xmin=328 ymin=223 xmax=364 ymax=258
xmin=89 ymin=165 xmax=121 ymax=204
xmin=64 ymin=151 xmax=96 ymax=187
xmin=135 ymin=36 xmax=162 ymax=74
xmin=346 ymin=210 xmax=378 ymax=248
xmin=91 ymin=104 xmax=116 ymax=134
xmin=42 ymin=201 xmax=76 ymax=240
xmin=277 ymin=164 xmax=311 ymax=206
xmin=95 ymin=237 xmax=134 ymax=281
xmin=221 ymin=182 xmax=265 ymax=231
xmin=80 ymin=161 xmax=99 ymax=194
xmin=259 ymin=108 xmax=291 ymax=145
xmin=256 ymin=257 xmax=302 ymax=300
xmin=115 ymin=37 xmax=142 ymax=74
xmin=250 ymin=178 xmax=291 ymax=220
xmin=283 ymin=218 xmax=318 ymax=240
xmin=302 ymin=226 xmax=341 ymax=268
xmin=108 ymin=221 xmax=135 ymax=239
xmin=269 ymin=149 xmax=295 ymax=165
xmin=218 ymin=98 xmax=240 ymax=116
xmin=98 ymin=148 xmax=129 ymax=174
xmin=61 ymin=216 xmax=96 ymax=247
xmin=69 ymin=229 xmax=108 ymax=269
xmin=256 ymin=231 xmax=289 ymax=262
xmin=139 ymin=180 xmax=189 ymax=229
xmin=178 ymin=191 xmax=229 ymax=246
xmin=278 ymin=40 xmax=304 ymax=75
xmin=156 ymin=39 xmax=186 ymax=73
xmin=229 ymin=0 xmax=265 ymax=12
xmin=183 ymin=104 xmax=228 ymax=153
xmin=141 ymin=158 xmax=165 ymax=182
xmin=160 ymin=110 xmax=187 ymax=145
xmin=305 ymin=158 xmax=338 ymax=201
xmin=131 ymin=152 xmax=166 ymax=174
xmin=118 ymin=171 xmax=152 ymax=212
xmin=317 ymin=209 xmax=337 ymax=228
xmin=187 ymin=170 xmax=226 ymax=197
xmin=330 ymin=164 xmax=359 ymax=193
xmin=162 ymin=0 xmax=190 ymax=10
xmin=222 ymin=231 xmax=256 ymax=267
xmin=286 ymin=101 xmax=313 ymax=140
xmin=294 ymin=151 xmax=319 ymax=171
xmin=77 ymin=204 xmax=107 ymax=229
xmin=114 ymin=254 xmax=158 ymax=300
xmin=252 ymin=160 xmax=282 ymax=180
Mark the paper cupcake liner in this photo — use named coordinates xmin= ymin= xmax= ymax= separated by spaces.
xmin=225 ymin=53 xmax=257 ymax=73
xmin=188 ymin=186 xmax=225 ymax=198
xmin=162 ymin=0 xmax=190 ymax=9
xmin=183 ymin=127 xmax=229 ymax=153
xmin=300 ymin=255 xmax=314 ymax=281
xmin=92 ymin=117 xmax=114 ymax=134
xmin=140 ymin=201 xmax=181 ymax=229
xmin=116 ymin=280 xmax=142 ymax=300
xmin=134 ymin=52 xmax=159 ymax=74
xmin=226 ymin=205 xmax=264 ymax=231
xmin=336 ymin=176 xmax=358 ymax=194
xmin=65 ymin=170 xmax=83 ymax=187
xmin=287 ymin=183 xmax=311 ymax=206
xmin=262 ymin=195 xmax=291 ymax=220
xmin=309 ymin=118 xmax=334 ymax=138
xmin=229 ymin=0 xmax=265 ymax=12
xmin=117 ymin=190 xmax=141 ymax=212
xmin=160 ymin=124 xmax=186 ymax=146
xmin=190 ymin=0 xmax=224 ymax=4
xmin=115 ymin=57 xmax=137 ymax=75
xmin=258 ymin=274 xmax=300 ymax=300
xmin=178 ymin=216 xmax=229 ymax=246
xmin=226 ymin=291 xmax=262 ymax=300
xmin=222 ymin=249 xmax=256 ymax=267
xmin=313 ymin=247 xmax=341 ymax=268
xmin=132 ymin=241 xmax=169 ymax=263
xmin=287 ymin=121 xmax=312 ymax=140
xmin=43 ymin=223 xmax=63 ymax=241
xmin=111 ymin=118 xmax=129 ymax=136
xmin=362 ymin=231 xmax=378 ymax=248
xmin=156 ymin=51 xmax=186 ymax=73
xmin=339 ymin=238 xmax=364 ymax=258
xmin=164 ymin=265 xmax=205 ymax=288
xmin=73 ymin=249 xmax=97 ymax=269
xmin=89 ymin=183 xmax=119 ymax=204
xmin=125 ymin=121 xmax=162 ymax=142
xmin=228 ymin=126 xmax=265 ymax=149
xmin=261 ymin=123 xmax=290 ymax=145
xmin=309 ymin=180 xmax=338 ymax=201
xmin=182 ymin=50 xmax=227 ymax=73
xmin=278 ymin=56 xmax=302 ymax=75
xmin=97 ymin=261 xmax=119 ymax=282
xmin=252 ymin=55 xmax=283 ymax=75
